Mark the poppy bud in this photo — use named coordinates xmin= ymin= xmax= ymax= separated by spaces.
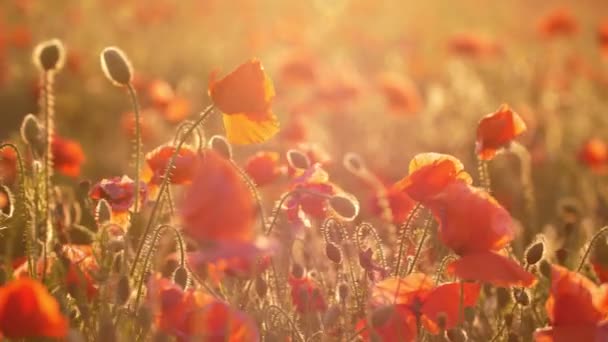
xmin=539 ymin=260 xmax=552 ymax=279
xmin=496 ymin=287 xmax=511 ymax=309
xmin=323 ymin=305 xmax=341 ymax=327
xmin=513 ymin=289 xmax=530 ymax=306
xmin=255 ymin=276 xmax=267 ymax=298
xmin=173 ymin=267 xmax=189 ymax=289
xmin=100 ymin=47 xmax=133 ymax=87
xmin=525 ymin=240 xmax=544 ymax=265
xmin=446 ymin=328 xmax=467 ymax=342
xmin=208 ymin=135 xmax=232 ymax=159
xmin=20 ymin=114 xmax=44 ymax=157
xmin=555 ymin=248 xmax=568 ymax=265
xmin=115 ymin=275 xmax=130 ymax=305
xmin=95 ymin=199 xmax=112 ymax=225
xmin=292 ymin=263 xmax=304 ymax=279
xmin=343 ymin=152 xmax=366 ymax=174
xmin=338 ymin=283 xmax=349 ymax=302
xmin=371 ymin=306 xmax=395 ymax=328
xmin=33 ymin=39 xmax=65 ymax=72
xmin=329 ymin=194 xmax=360 ymax=221
xmin=325 ymin=243 xmax=342 ymax=264
xmin=286 ymin=149 xmax=310 ymax=170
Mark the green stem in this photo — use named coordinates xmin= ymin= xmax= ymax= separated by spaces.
xmin=127 ymin=84 xmax=142 ymax=213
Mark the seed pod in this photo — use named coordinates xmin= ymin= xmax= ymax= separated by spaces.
xmin=100 ymin=47 xmax=133 ymax=86
xmin=95 ymin=199 xmax=112 ymax=225
xmin=286 ymin=149 xmax=310 ymax=170
xmin=173 ymin=267 xmax=189 ymax=289
xmin=338 ymin=283 xmax=349 ymax=302
xmin=496 ymin=287 xmax=511 ymax=309
xmin=539 ymin=259 xmax=552 ymax=279
xmin=255 ymin=276 xmax=267 ymax=298
xmin=371 ymin=306 xmax=395 ymax=328
xmin=329 ymin=194 xmax=360 ymax=221
xmin=115 ymin=275 xmax=130 ymax=305
xmin=292 ymin=263 xmax=304 ymax=279
xmin=525 ymin=240 xmax=544 ymax=265
xmin=343 ymin=152 xmax=366 ymax=174
xmin=323 ymin=305 xmax=341 ymax=327
xmin=325 ymin=243 xmax=342 ymax=264
xmin=33 ymin=39 xmax=65 ymax=72
xmin=208 ymin=135 xmax=232 ymax=159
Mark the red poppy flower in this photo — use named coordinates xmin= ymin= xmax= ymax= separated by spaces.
xmin=90 ymin=175 xmax=148 ymax=214
xmin=393 ymin=153 xmax=471 ymax=204
xmin=52 ymin=135 xmax=85 ymax=178
xmin=181 ymin=149 xmax=256 ymax=244
xmin=182 ymin=301 xmax=260 ymax=341
xmin=163 ymin=96 xmax=191 ymax=124
xmin=538 ymin=8 xmax=578 ymax=39
xmin=578 ymin=138 xmax=608 ymax=173
xmin=447 ymin=33 xmax=502 ymax=59
xmin=475 ymin=104 xmax=527 ymax=160
xmin=209 ymin=59 xmax=279 ymax=145
xmin=244 ymin=151 xmax=284 ymax=186
xmin=148 ymin=79 xmax=174 ymax=108
xmin=145 ymin=144 xmax=199 ymax=186
xmin=376 ymin=73 xmax=422 ymax=116
xmin=0 ymin=278 xmax=68 ymax=339
xmin=61 ymin=245 xmax=99 ymax=301
xmin=534 ymin=265 xmax=608 ymax=341
xmin=358 ymin=274 xmax=480 ymax=341
xmin=289 ymin=276 xmax=327 ymax=314
xmin=278 ymin=52 xmax=317 ymax=86
xmin=599 ymin=21 xmax=608 ymax=57
xmin=0 ymin=147 xmax=17 ymax=185
xmin=280 ymin=115 xmax=307 ymax=143
xmin=121 ymin=111 xmax=155 ymax=143
xmin=426 ymin=181 xmax=535 ymax=287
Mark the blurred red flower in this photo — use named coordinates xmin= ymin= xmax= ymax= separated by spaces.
xmin=145 ymin=144 xmax=199 ymax=186
xmin=447 ymin=33 xmax=502 ymax=59
xmin=209 ymin=59 xmax=279 ymax=144
xmin=376 ymin=73 xmax=422 ymax=116
xmin=52 ymin=135 xmax=85 ymax=178
xmin=538 ymin=8 xmax=578 ymax=39
xmin=0 ymin=147 xmax=17 ymax=185
xmin=475 ymin=104 xmax=527 ymax=160
xmin=0 ymin=278 xmax=68 ymax=339
xmin=289 ymin=275 xmax=327 ymax=313
xmin=370 ymin=185 xmax=416 ymax=224
xmin=578 ymin=138 xmax=608 ymax=173
xmin=534 ymin=265 xmax=608 ymax=341
xmin=181 ymin=149 xmax=256 ymax=244
xmin=90 ymin=175 xmax=147 ymax=214
xmin=245 ymin=151 xmax=284 ymax=186
xmin=599 ymin=21 xmax=608 ymax=57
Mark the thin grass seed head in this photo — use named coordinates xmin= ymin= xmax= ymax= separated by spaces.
xmin=33 ymin=39 xmax=65 ymax=72
xmin=100 ymin=47 xmax=133 ymax=87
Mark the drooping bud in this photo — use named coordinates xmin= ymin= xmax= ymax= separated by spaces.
xmin=325 ymin=243 xmax=342 ymax=264
xmin=329 ymin=194 xmax=360 ymax=221
xmin=33 ymin=39 xmax=65 ymax=72
xmin=539 ymin=260 xmax=552 ymax=279
xmin=173 ymin=267 xmax=189 ymax=289
xmin=338 ymin=283 xmax=349 ymax=303
xmin=208 ymin=135 xmax=232 ymax=160
xmin=100 ymin=47 xmax=133 ymax=87
xmin=525 ymin=240 xmax=544 ymax=265
xmin=286 ymin=149 xmax=310 ymax=170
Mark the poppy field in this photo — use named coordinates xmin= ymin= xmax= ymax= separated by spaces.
xmin=3 ymin=1 xmax=608 ymax=341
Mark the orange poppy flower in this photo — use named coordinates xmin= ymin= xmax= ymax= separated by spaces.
xmin=163 ymin=96 xmax=191 ymax=124
xmin=599 ymin=21 xmax=608 ymax=57
xmin=90 ymin=175 xmax=148 ymax=214
xmin=209 ymin=59 xmax=279 ymax=145
xmin=376 ymin=73 xmax=422 ymax=116
xmin=181 ymin=149 xmax=256 ymax=244
xmin=0 ymin=278 xmax=68 ymax=339
xmin=447 ymin=251 xmax=536 ymax=287
xmin=393 ymin=153 xmax=471 ymax=204
xmin=145 ymin=144 xmax=199 ymax=186
xmin=52 ymin=135 xmax=85 ymax=178
xmin=538 ymin=8 xmax=578 ymax=39
xmin=147 ymin=79 xmax=174 ymax=107
xmin=289 ymin=276 xmax=327 ymax=314
xmin=475 ymin=104 xmax=527 ymax=160
xmin=578 ymin=138 xmax=608 ymax=173
xmin=534 ymin=265 xmax=608 ymax=341
xmin=358 ymin=274 xmax=480 ymax=341
xmin=244 ymin=151 xmax=284 ymax=186
xmin=278 ymin=52 xmax=317 ymax=86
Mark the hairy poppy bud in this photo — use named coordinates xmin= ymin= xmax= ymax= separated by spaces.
xmin=255 ymin=276 xmax=267 ymax=298
xmin=292 ymin=263 xmax=304 ymax=279
xmin=371 ymin=306 xmax=395 ymax=328
xmin=343 ymin=152 xmax=366 ymax=174
xmin=100 ymin=47 xmax=133 ymax=87
xmin=95 ymin=199 xmax=112 ymax=225
xmin=173 ymin=267 xmax=189 ymax=289
xmin=20 ymin=114 xmax=44 ymax=158
xmin=325 ymin=243 xmax=342 ymax=264
xmin=286 ymin=149 xmax=310 ymax=170
xmin=115 ymin=275 xmax=130 ymax=305
xmin=338 ymin=283 xmax=349 ymax=302
xmin=329 ymin=194 xmax=360 ymax=221
xmin=525 ymin=240 xmax=544 ymax=265
xmin=539 ymin=260 xmax=552 ymax=279
xmin=33 ymin=39 xmax=65 ymax=72
xmin=208 ymin=135 xmax=232 ymax=160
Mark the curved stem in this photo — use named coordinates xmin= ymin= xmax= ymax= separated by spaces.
xmin=126 ymin=84 xmax=142 ymax=213
xmin=577 ymin=226 xmax=608 ymax=272
xmin=129 ymin=105 xmax=214 ymax=276
xmin=407 ymin=216 xmax=431 ymax=275
xmin=394 ymin=203 xmax=421 ymax=276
